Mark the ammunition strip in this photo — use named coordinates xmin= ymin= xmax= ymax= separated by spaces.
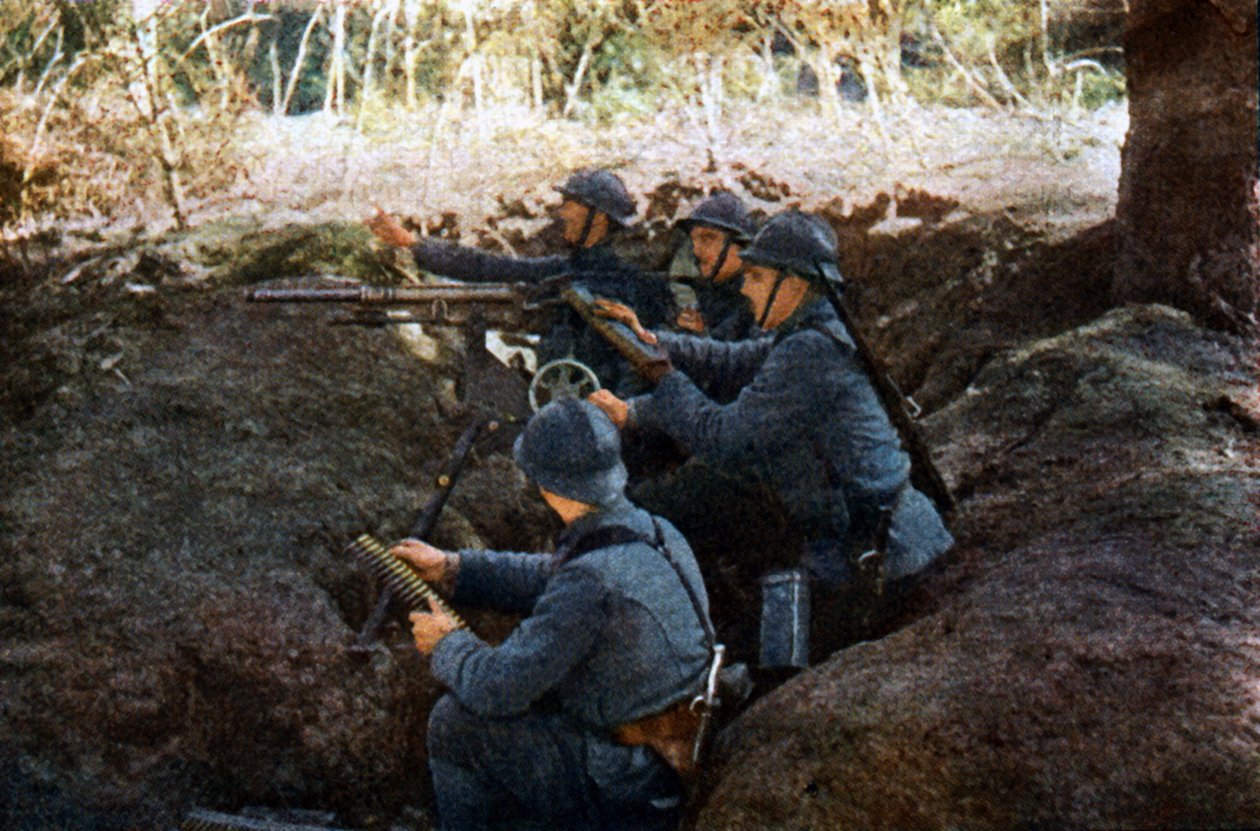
xmin=180 ymin=808 xmax=351 ymax=831
xmin=345 ymin=533 xmax=466 ymax=629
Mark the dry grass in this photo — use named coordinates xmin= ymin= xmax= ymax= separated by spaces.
xmin=227 ymin=100 xmax=1126 ymax=237
xmin=8 ymin=99 xmax=1127 ymax=248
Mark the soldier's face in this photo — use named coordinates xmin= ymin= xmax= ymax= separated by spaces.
xmin=559 ymin=200 xmax=587 ymax=242
xmin=558 ymin=199 xmax=608 ymax=246
xmin=742 ymin=265 xmax=809 ymax=329
xmin=689 ymin=226 xmax=743 ymax=284
xmin=740 ymin=264 xmax=779 ymax=323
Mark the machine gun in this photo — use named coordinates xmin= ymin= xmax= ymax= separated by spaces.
xmin=244 ymin=276 xmax=670 ymax=411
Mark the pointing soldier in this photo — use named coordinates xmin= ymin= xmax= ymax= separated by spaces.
xmin=589 ymin=210 xmax=953 ymax=668
xmin=394 ymin=398 xmax=715 ymax=831
xmin=368 ymin=168 xmax=673 ymax=394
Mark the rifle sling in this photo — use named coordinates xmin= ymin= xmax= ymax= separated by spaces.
xmin=811 ymin=299 xmax=955 ymax=514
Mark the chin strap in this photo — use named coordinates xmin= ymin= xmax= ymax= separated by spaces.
xmin=757 ymin=270 xmax=787 ymax=329
xmin=705 ymin=235 xmax=734 ymax=282
xmin=576 ymin=204 xmax=598 ymax=248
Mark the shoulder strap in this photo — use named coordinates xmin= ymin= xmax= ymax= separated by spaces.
xmin=560 ymin=521 xmax=716 ymax=650
xmin=649 ymin=519 xmax=717 ymax=650
xmin=559 ymin=525 xmax=648 ymax=562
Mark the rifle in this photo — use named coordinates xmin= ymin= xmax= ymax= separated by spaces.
xmin=244 ymin=275 xmax=670 ymax=389
xmin=822 ymin=284 xmax=956 ymax=515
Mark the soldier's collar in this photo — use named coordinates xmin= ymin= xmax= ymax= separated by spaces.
xmin=773 ymin=296 xmax=832 ymax=340
xmin=571 ymin=242 xmax=617 ymax=265
xmin=555 ymin=494 xmax=634 ymax=541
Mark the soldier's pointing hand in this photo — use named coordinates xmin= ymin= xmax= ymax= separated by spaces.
xmin=366 ymin=208 xmax=418 ymax=248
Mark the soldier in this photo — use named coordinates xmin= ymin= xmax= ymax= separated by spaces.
xmin=597 ymin=191 xmax=760 ymax=405
xmin=673 ymin=190 xmax=758 ymax=341
xmin=368 ymin=168 xmax=672 ymax=394
xmin=589 ymin=210 xmax=953 ymax=668
xmin=392 ymin=398 xmax=714 ymax=831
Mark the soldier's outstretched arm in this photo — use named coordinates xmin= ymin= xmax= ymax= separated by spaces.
xmin=630 ymin=332 xmax=835 ymax=466
xmin=429 ymin=566 xmax=607 ymax=718
xmin=654 ymin=330 xmax=774 ymax=392
xmin=449 ymin=550 xmax=555 ymax=615
xmin=410 ymin=238 xmax=569 ymax=283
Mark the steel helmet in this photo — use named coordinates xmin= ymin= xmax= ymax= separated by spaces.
xmin=677 ymin=191 xmax=757 ymax=242
xmin=555 ymin=169 xmax=637 ymax=228
xmin=740 ymin=210 xmax=844 ymax=291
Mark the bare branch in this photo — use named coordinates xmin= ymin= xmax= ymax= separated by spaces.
xmin=282 ymin=7 xmax=324 ymax=116
xmin=176 ymin=11 xmax=275 ymax=66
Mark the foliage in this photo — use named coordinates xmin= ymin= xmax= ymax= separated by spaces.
xmin=0 ymin=0 xmax=1125 ymax=235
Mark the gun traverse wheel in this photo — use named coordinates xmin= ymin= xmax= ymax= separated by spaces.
xmin=529 ymin=359 xmax=601 ymax=412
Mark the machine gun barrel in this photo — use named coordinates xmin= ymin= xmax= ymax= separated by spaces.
xmin=245 ymin=283 xmax=525 ymax=305
xmin=245 ymin=281 xmax=548 ymax=328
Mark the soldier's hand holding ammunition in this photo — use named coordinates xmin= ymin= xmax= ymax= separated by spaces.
xmin=593 ymin=298 xmax=657 ymax=345
xmin=410 ymin=597 xmax=458 ymax=656
xmin=366 ymin=207 xmax=418 ymax=248
xmin=588 ymin=390 xmax=628 ymax=430
xmin=390 ymin=538 xmax=449 ymax=581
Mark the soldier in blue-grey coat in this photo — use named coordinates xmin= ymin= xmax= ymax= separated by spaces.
xmin=393 ymin=398 xmax=713 ymax=831
xmin=673 ymin=190 xmax=759 ymax=344
xmin=590 ymin=210 xmax=953 ymax=668
xmin=368 ymin=169 xmax=672 ymax=395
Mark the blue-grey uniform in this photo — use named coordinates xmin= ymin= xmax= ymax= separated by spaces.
xmin=691 ymin=277 xmax=756 ymax=343
xmin=426 ymin=399 xmax=712 ymax=831
xmin=411 ymin=240 xmax=671 ymax=396
xmin=629 ymin=296 xmax=953 ymax=586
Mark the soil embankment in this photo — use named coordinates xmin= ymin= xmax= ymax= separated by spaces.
xmin=1 ymin=161 xmax=1256 ymax=829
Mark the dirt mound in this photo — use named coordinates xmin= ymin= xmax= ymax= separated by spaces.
xmin=4 ymin=171 xmax=1255 ymax=830
xmin=0 ymin=221 xmax=552 ymax=829
xmin=690 ymin=304 xmax=1260 ymax=829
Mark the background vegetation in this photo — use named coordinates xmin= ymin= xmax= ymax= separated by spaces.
xmin=0 ymin=0 xmax=1124 ymax=235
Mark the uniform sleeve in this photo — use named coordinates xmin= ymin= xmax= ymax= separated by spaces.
xmin=430 ymin=566 xmax=607 ymax=717
xmin=451 ymin=550 xmax=554 ymax=615
xmin=411 ymin=238 xmax=569 ymax=283
xmin=631 ymin=332 xmax=834 ymax=466
xmin=706 ymin=307 xmax=754 ymax=341
xmin=652 ymin=331 xmax=774 ymax=397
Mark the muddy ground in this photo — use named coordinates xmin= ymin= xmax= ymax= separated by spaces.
xmin=2 ymin=103 xmax=1258 ymax=829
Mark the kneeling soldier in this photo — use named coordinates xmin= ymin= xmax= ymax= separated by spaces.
xmin=394 ymin=399 xmax=714 ymax=831
xmin=590 ymin=210 xmax=954 ymax=668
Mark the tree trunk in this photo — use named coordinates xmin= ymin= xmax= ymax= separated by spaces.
xmin=402 ymin=0 xmax=419 ymax=109
xmin=358 ymin=0 xmax=390 ymax=129
xmin=269 ymin=35 xmax=282 ymax=114
xmin=531 ymin=49 xmax=543 ymax=110
xmin=1112 ymin=0 xmax=1259 ymax=334
xmin=563 ymin=37 xmax=594 ymax=118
